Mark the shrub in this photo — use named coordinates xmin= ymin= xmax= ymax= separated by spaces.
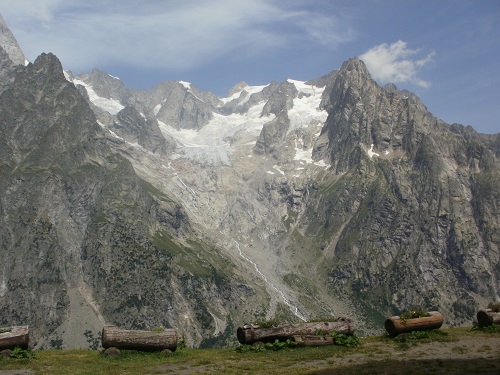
xmin=10 ymin=346 xmax=36 ymax=359
xmin=399 ymin=309 xmax=430 ymax=324
xmin=236 ymin=339 xmax=297 ymax=353
xmin=330 ymin=332 xmax=360 ymax=347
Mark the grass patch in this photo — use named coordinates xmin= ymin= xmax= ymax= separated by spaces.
xmin=0 ymin=327 xmax=498 ymax=374
xmin=141 ymin=180 xmax=174 ymax=202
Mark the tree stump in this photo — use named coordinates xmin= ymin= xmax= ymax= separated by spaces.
xmin=101 ymin=326 xmax=178 ymax=351
xmin=477 ymin=309 xmax=500 ymax=327
xmin=237 ymin=321 xmax=355 ymax=345
xmin=0 ymin=326 xmax=29 ymax=350
xmin=385 ymin=311 xmax=444 ymax=336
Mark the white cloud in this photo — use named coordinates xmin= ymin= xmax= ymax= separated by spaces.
xmin=359 ymin=40 xmax=434 ymax=88
xmin=0 ymin=0 xmax=354 ymax=73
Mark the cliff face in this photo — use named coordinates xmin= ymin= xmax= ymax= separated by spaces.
xmin=301 ymin=58 xmax=499 ymax=324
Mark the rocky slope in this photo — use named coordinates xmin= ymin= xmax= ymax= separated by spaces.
xmin=0 ymin=50 xmax=274 ymax=349
xmin=0 ymin=17 xmax=498 ymax=349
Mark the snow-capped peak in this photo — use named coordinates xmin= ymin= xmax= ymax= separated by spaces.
xmin=179 ymin=81 xmax=192 ymax=90
xmin=220 ymin=83 xmax=268 ymax=104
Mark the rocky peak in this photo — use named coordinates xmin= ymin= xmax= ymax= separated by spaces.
xmin=261 ymin=80 xmax=298 ymax=117
xmin=227 ymin=81 xmax=248 ymax=96
xmin=0 ymin=14 xmax=26 ymax=66
xmin=112 ymin=105 xmax=170 ymax=154
xmin=30 ymin=53 xmax=66 ymax=81
xmin=313 ymin=55 xmax=439 ymax=172
xmin=80 ymin=69 xmax=129 ymax=103
xmin=341 ymin=57 xmax=371 ymax=76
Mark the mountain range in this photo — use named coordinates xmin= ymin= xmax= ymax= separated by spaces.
xmin=0 ymin=14 xmax=498 ymax=349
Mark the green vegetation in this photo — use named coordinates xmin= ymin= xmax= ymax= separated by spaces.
xmin=0 ymin=328 xmax=498 ymax=374
xmin=236 ymin=339 xmax=298 ymax=352
xmin=152 ymin=231 xmax=233 ymax=279
xmin=141 ymin=180 xmax=174 ymax=202
xmin=282 ymin=207 xmax=299 ymax=230
xmin=330 ymin=331 xmax=360 ymax=347
xmin=471 ymin=322 xmax=500 ymax=334
xmin=399 ymin=309 xmax=430 ymax=324
xmin=387 ymin=329 xmax=453 ymax=349
xmin=10 ymin=346 xmax=36 ymax=359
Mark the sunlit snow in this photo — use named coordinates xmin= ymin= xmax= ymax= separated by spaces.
xmin=72 ymin=78 xmax=124 ymax=115
xmin=108 ymin=129 xmax=123 ymax=140
xmin=368 ymin=144 xmax=379 ymax=158
xmin=157 ymin=79 xmax=330 ymax=167
xmin=153 ymin=100 xmax=165 ymax=115
xmin=158 ymin=102 xmax=275 ymax=166
xmin=287 ymin=79 xmax=328 ymax=135
xmin=273 ymin=165 xmax=285 ymax=175
xmin=220 ymin=84 xmax=269 ymax=105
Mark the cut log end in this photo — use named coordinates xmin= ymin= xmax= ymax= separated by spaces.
xmin=477 ymin=309 xmax=500 ymax=327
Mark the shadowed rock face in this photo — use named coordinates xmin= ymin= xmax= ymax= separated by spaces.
xmin=0 ymin=18 xmax=499 ymax=350
xmin=305 ymin=58 xmax=499 ymax=323
xmin=0 ymin=52 xmax=269 ymax=349
xmin=112 ymin=105 xmax=172 ymax=155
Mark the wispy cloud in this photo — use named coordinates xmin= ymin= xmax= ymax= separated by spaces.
xmin=0 ymin=0 xmax=355 ymax=73
xmin=359 ymin=40 xmax=434 ymax=88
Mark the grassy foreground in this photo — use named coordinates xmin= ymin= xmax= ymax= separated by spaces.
xmin=0 ymin=327 xmax=499 ymax=375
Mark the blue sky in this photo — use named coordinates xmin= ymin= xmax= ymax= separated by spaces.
xmin=0 ymin=0 xmax=498 ymax=134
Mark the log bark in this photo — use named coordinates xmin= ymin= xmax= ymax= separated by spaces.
xmin=292 ymin=335 xmax=334 ymax=347
xmin=385 ymin=311 xmax=444 ymax=336
xmin=237 ymin=321 xmax=355 ymax=345
xmin=477 ymin=309 xmax=500 ymax=327
xmin=0 ymin=326 xmax=29 ymax=350
xmin=101 ymin=326 xmax=178 ymax=351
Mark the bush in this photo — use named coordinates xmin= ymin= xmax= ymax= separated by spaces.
xmin=330 ymin=332 xmax=360 ymax=347
xmin=236 ymin=339 xmax=297 ymax=353
xmin=10 ymin=346 xmax=36 ymax=359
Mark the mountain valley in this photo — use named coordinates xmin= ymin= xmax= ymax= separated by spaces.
xmin=0 ymin=15 xmax=499 ymax=349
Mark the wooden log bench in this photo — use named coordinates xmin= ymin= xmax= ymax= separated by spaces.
xmin=477 ymin=308 xmax=500 ymax=327
xmin=237 ymin=320 xmax=355 ymax=345
xmin=292 ymin=335 xmax=334 ymax=347
xmin=101 ymin=326 xmax=178 ymax=351
xmin=0 ymin=326 xmax=29 ymax=350
xmin=385 ymin=311 xmax=444 ymax=336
